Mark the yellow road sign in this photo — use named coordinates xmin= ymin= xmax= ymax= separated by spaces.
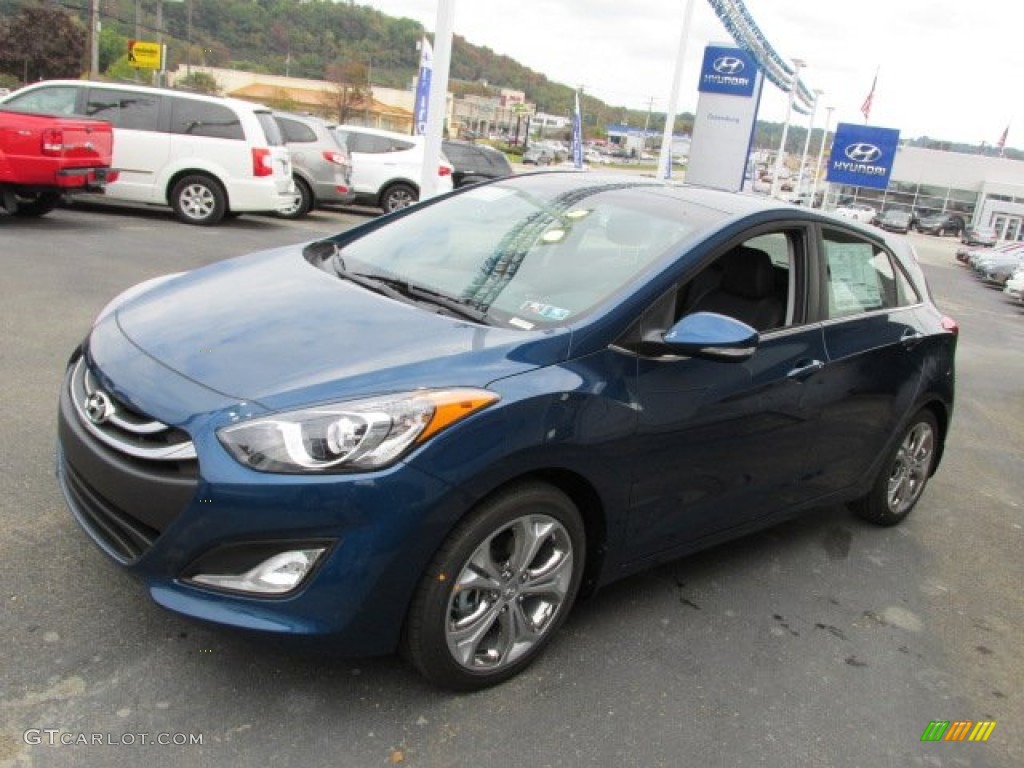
xmin=128 ymin=40 xmax=163 ymax=70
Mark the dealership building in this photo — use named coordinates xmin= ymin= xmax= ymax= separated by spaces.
xmin=827 ymin=146 xmax=1024 ymax=241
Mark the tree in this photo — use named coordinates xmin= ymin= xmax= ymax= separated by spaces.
xmin=0 ymin=6 xmax=86 ymax=83
xmin=324 ymin=60 xmax=369 ymax=124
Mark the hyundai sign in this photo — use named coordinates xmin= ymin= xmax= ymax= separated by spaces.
xmin=686 ymin=44 xmax=763 ymax=191
xmin=698 ymin=45 xmax=758 ymax=98
xmin=827 ymin=123 xmax=901 ymax=190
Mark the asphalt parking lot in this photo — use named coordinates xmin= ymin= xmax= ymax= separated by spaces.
xmin=1 ymin=200 xmax=1021 ymax=768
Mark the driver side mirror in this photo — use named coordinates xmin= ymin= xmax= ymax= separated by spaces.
xmin=657 ymin=311 xmax=759 ymax=362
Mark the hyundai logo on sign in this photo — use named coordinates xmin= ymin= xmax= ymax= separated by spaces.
xmin=713 ymin=57 xmax=745 ymax=76
xmin=844 ymin=143 xmax=883 ymax=164
xmin=699 ymin=45 xmax=758 ymax=97
xmin=827 ymin=123 xmax=901 ymax=190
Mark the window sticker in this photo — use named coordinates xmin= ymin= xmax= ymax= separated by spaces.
xmin=519 ymin=301 xmax=571 ymax=321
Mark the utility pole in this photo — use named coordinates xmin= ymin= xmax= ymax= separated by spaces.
xmin=89 ymin=0 xmax=100 ymax=79
xmin=642 ymin=96 xmax=654 ymax=154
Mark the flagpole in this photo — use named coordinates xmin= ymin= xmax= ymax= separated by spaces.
xmin=657 ymin=0 xmax=696 ymax=180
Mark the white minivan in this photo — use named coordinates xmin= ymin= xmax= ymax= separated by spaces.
xmin=1 ymin=80 xmax=293 ymax=225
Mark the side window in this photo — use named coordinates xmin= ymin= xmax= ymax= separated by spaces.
xmin=275 ymin=116 xmax=315 ymax=143
xmin=170 ymin=99 xmax=243 ymax=140
xmin=7 ymin=86 xmax=79 ymax=115
xmin=822 ymin=229 xmax=914 ymax=318
xmin=678 ymin=230 xmax=795 ymax=332
xmin=85 ymin=89 xmax=160 ymax=130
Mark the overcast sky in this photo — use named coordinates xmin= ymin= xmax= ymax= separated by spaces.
xmin=356 ymin=0 xmax=1016 ymax=147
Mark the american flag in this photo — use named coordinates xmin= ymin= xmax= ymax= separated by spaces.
xmin=997 ymin=124 xmax=1010 ymax=157
xmin=860 ymin=70 xmax=877 ymax=123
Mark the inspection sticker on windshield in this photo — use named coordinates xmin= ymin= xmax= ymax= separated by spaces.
xmin=520 ymin=301 xmax=571 ymax=321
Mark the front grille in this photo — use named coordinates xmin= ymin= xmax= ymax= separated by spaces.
xmin=59 ymin=455 xmax=159 ymax=561
xmin=58 ymin=357 xmax=201 ymax=563
xmin=69 ymin=358 xmax=196 ymax=461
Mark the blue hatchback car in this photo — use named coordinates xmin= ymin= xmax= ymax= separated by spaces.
xmin=57 ymin=173 xmax=957 ymax=690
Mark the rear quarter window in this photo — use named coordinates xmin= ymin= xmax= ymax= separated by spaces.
xmin=4 ymin=85 xmax=79 ymax=115
xmin=85 ymin=89 xmax=160 ymax=131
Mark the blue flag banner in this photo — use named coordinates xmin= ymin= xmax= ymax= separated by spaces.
xmin=827 ymin=123 xmax=900 ymax=190
xmin=413 ymin=37 xmax=433 ymax=136
xmin=572 ymin=91 xmax=583 ymax=169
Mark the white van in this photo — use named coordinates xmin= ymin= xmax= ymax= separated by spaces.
xmin=1 ymin=80 xmax=293 ymax=225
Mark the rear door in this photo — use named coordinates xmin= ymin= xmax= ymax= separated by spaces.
xmin=798 ymin=225 xmax=928 ymax=495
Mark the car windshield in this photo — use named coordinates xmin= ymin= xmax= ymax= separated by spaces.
xmin=328 ymin=174 xmax=717 ymax=329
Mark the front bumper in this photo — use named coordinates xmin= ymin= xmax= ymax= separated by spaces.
xmin=56 ymin=356 xmax=470 ymax=655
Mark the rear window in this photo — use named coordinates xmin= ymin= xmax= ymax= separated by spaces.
xmin=4 ymin=85 xmax=79 ymax=115
xmin=255 ymin=111 xmax=285 ymax=146
xmin=171 ymin=99 xmax=244 ymax=140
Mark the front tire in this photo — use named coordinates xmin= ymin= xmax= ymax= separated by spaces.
xmin=170 ymin=174 xmax=226 ymax=226
xmin=380 ymin=182 xmax=417 ymax=213
xmin=404 ymin=482 xmax=585 ymax=691
xmin=852 ymin=410 xmax=938 ymax=526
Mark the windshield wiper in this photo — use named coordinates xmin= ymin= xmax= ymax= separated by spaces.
xmin=329 ymin=248 xmax=489 ymax=323
xmin=366 ymin=275 xmax=491 ymax=324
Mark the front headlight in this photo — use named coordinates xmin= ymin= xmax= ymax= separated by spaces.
xmin=217 ymin=388 xmax=499 ymax=473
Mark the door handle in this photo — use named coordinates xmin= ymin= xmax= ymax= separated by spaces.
xmin=787 ymin=359 xmax=825 ymax=380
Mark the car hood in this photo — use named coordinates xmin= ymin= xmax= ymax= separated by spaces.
xmin=110 ymin=246 xmax=570 ymax=411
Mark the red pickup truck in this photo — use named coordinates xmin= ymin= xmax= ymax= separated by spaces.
xmin=0 ymin=107 xmax=115 ymax=216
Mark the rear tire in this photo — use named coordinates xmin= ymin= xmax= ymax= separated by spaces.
xmin=277 ymin=176 xmax=313 ymax=219
xmin=404 ymin=482 xmax=585 ymax=691
xmin=13 ymin=191 xmax=61 ymax=217
xmin=170 ymin=174 xmax=226 ymax=226
xmin=852 ymin=410 xmax=938 ymax=526
xmin=380 ymin=182 xmax=417 ymax=213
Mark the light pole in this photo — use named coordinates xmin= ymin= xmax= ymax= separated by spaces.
xmin=795 ymin=88 xmax=822 ymax=202
xmin=770 ymin=58 xmax=805 ymax=199
xmin=810 ymin=105 xmax=834 ymax=208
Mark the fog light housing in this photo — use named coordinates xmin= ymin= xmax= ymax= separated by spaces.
xmin=184 ymin=543 xmax=330 ymax=596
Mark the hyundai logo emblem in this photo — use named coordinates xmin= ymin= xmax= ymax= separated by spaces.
xmin=712 ymin=57 xmax=745 ymax=75
xmin=844 ymin=143 xmax=883 ymax=164
xmin=84 ymin=390 xmax=114 ymax=425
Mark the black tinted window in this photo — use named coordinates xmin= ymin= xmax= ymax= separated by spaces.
xmin=85 ymin=89 xmax=160 ymax=130
xmin=276 ymin=116 xmax=317 ymax=143
xmin=170 ymin=99 xmax=243 ymax=140
xmin=342 ymin=132 xmax=413 ymax=153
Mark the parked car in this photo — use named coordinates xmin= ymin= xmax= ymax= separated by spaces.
xmin=972 ymin=249 xmax=1024 ymax=285
xmin=56 ymin=173 xmax=957 ymax=691
xmin=1 ymin=79 xmax=293 ymax=225
xmin=333 ymin=125 xmax=453 ymax=212
xmin=833 ymin=202 xmax=877 ymax=223
xmin=875 ymin=209 xmax=913 ymax=233
xmin=272 ymin=111 xmax=354 ymax=218
xmin=1002 ymin=267 xmax=1024 ymax=304
xmin=522 ymin=145 xmax=559 ymax=166
xmin=441 ymin=139 xmax=513 ymax=188
xmin=961 ymin=225 xmax=998 ymax=247
xmin=0 ymin=106 xmax=114 ymax=215
xmin=915 ymin=212 xmax=964 ymax=236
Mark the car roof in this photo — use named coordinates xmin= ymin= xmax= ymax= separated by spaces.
xmin=336 ymin=124 xmax=420 ymax=142
xmin=8 ymin=78 xmax=272 ymax=112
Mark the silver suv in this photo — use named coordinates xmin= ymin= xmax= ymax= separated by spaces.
xmin=273 ymin=112 xmax=355 ymax=218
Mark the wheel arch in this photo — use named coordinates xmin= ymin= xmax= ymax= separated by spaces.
xmin=377 ymin=178 xmax=419 ymax=206
xmin=165 ymin=168 xmax=230 ymax=209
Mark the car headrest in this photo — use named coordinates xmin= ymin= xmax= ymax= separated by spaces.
xmin=720 ymin=246 xmax=776 ymax=299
